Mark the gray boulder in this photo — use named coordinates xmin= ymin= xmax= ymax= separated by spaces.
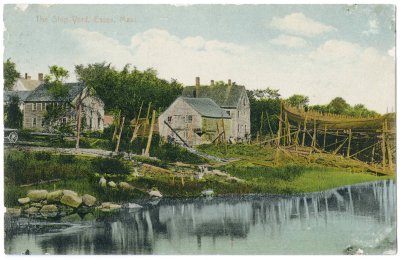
xmin=25 ymin=207 xmax=39 ymax=215
xmin=31 ymin=203 xmax=43 ymax=208
xmin=63 ymin=190 xmax=78 ymax=197
xmin=18 ymin=197 xmax=30 ymax=205
xmin=119 ymin=182 xmax=133 ymax=191
xmin=60 ymin=194 xmax=82 ymax=208
xmin=47 ymin=190 xmax=64 ymax=203
xmin=82 ymin=194 xmax=97 ymax=207
xmin=61 ymin=213 xmax=82 ymax=222
xmin=108 ymin=181 xmax=117 ymax=188
xmin=148 ymin=190 xmax=163 ymax=198
xmin=99 ymin=177 xmax=107 ymax=188
xmin=27 ymin=190 xmax=48 ymax=202
xmin=7 ymin=208 xmax=21 ymax=216
xmin=40 ymin=204 xmax=58 ymax=218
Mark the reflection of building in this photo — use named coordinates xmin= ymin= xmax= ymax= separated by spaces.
xmin=22 ymin=82 xmax=105 ymax=131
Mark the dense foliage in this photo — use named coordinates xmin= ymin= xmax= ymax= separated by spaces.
xmin=4 ymin=95 xmax=23 ymax=128
xmin=3 ymin=58 xmax=20 ymax=90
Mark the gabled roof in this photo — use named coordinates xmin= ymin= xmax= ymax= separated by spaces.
xmin=15 ymin=78 xmax=42 ymax=91
xmin=182 ymin=84 xmax=246 ymax=108
xmin=25 ymin=82 xmax=85 ymax=102
xmin=181 ymin=97 xmax=230 ymax=119
xmin=3 ymin=90 xmax=32 ymax=103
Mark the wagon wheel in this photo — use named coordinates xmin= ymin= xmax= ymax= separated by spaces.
xmin=8 ymin=131 xmax=18 ymax=143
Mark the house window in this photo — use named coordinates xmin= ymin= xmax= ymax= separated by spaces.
xmin=167 ymin=116 xmax=172 ymax=123
xmin=98 ymin=117 xmax=101 ymax=128
xmin=32 ymin=117 xmax=37 ymax=127
xmin=226 ymin=111 xmax=231 ymax=116
xmin=186 ymin=115 xmax=193 ymax=123
xmin=32 ymin=103 xmax=37 ymax=111
xmin=62 ymin=117 xmax=68 ymax=124
xmin=41 ymin=118 xmax=45 ymax=127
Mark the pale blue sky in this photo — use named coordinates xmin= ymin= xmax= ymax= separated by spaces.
xmin=3 ymin=4 xmax=396 ymax=112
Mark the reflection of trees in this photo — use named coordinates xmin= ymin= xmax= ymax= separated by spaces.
xmin=10 ymin=180 xmax=396 ymax=254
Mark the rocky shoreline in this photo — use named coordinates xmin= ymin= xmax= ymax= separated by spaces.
xmin=7 ymin=189 xmax=123 ymax=221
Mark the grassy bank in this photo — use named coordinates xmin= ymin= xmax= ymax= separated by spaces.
xmin=4 ymin=144 xmax=395 ymax=207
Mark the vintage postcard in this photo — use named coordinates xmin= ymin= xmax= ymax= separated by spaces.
xmin=2 ymin=3 xmax=396 ymax=255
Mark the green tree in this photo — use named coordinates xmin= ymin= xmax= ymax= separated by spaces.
xmin=42 ymin=66 xmax=72 ymax=139
xmin=327 ymin=97 xmax=351 ymax=115
xmin=247 ymin=89 xmax=281 ymax=138
xmin=265 ymin=87 xmax=281 ymax=99
xmin=286 ymin=94 xmax=310 ymax=109
xmin=4 ymin=95 xmax=23 ymax=128
xmin=75 ymin=62 xmax=183 ymax=152
xmin=3 ymin=58 xmax=20 ymax=90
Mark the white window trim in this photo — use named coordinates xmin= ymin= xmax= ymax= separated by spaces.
xmin=32 ymin=117 xmax=37 ymax=127
xmin=32 ymin=103 xmax=37 ymax=111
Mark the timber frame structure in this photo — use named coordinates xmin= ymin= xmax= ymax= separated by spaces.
xmin=272 ymin=102 xmax=395 ymax=175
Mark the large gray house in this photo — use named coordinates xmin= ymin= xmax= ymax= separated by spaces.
xmin=159 ymin=77 xmax=251 ymax=146
xmin=23 ymin=83 xmax=105 ymax=131
xmin=182 ymin=77 xmax=251 ymax=141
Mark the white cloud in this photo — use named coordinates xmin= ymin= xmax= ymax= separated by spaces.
xmin=64 ymin=28 xmax=394 ymax=113
xmin=309 ymin=40 xmax=362 ymax=63
xmin=362 ymin=19 xmax=379 ymax=35
xmin=14 ymin=4 xmax=29 ymax=12
xmin=271 ymin=13 xmax=336 ymax=37
xmin=269 ymin=34 xmax=308 ymax=48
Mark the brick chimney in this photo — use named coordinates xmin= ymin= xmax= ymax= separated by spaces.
xmin=228 ymin=79 xmax=232 ymax=86
xmin=25 ymin=73 xmax=28 ymax=79
xmin=38 ymin=73 xmax=43 ymax=81
xmin=195 ymin=77 xmax=200 ymax=98
xmin=210 ymin=80 xmax=214 ymax=86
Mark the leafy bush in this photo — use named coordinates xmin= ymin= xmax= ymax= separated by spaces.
xmin=4 ymin=150 xmax=93 ymax=185
xmin=91 ymin=157 xmax=131 ymax=174
xmin=58 ymin=154 xmax=76 ymax=164
xmin=34 ymin=151 xmax=52 ymax=161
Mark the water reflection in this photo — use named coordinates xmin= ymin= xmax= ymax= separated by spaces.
xmin=5 ymin=180 xmax=396 ymax=255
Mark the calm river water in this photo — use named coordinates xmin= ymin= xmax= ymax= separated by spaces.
xmin=5 ymin=180 xmax=397 ymax=255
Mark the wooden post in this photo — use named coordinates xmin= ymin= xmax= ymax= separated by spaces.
xmin=276 ymin=103 xmax=283 ymax=146
xmin=295 ymin=123 xmax=301 ymax=149
xmin=371 ymin=143 xmax=376 ymax=163
xmin=346 ymin=129 xmax=352 ymax=158
xmin=265 ymin=111 xmax=273 ymax=138
xmin=144 ymin=110 xmax=156 ymax=157
xmin=287 ymin=121 xmax=291 ymax=145
xmin=112 ymin=111 xmax=120 ymax=142
xmin=259 ymin=111 xmax=264 ymax=137
xmin=114 ymin=115 xmax=125 ymax=153
xmin=301 ymin=114 xmax=307 ymax=146
xmin=282 ymin=112 xmax=287 ymax=146
xmin=143 ymin=102 xmax=152 ymax=136
xmin=385 ymin=119 xmax=393 ymax=170
xmin=335 ymin=130 xmax=339 ymax=149
xmin=312 ymin=119 xmax=317 ymax=147
xmin=381 ymin=122 xmax=386 ymax=169
xmin=221 ymin=117 xmax=227 ymax=154
xmin=323 ymin=125 xmax=327 ymax=150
